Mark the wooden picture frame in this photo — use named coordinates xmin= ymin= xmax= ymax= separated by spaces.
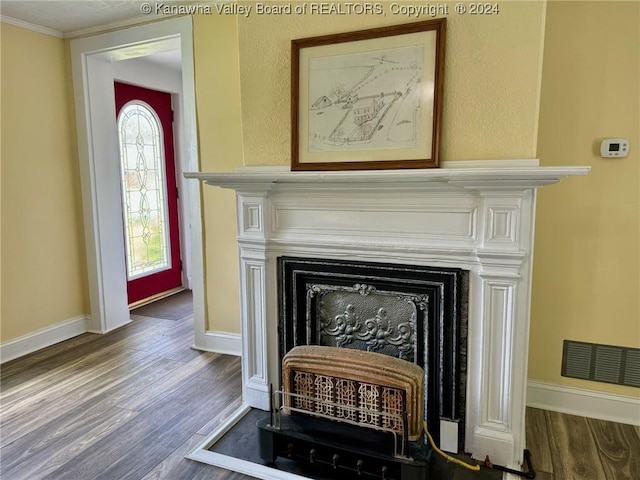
xmin=291 ymin=18 xmax=446 ymax=171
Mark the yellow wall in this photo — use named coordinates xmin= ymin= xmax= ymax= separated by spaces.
xmin=3 ymin=2 xmax=638 ymax=403
xmin=531 ymin=1 xmax=639 ymax=396
xmin=210 ymin=0 xmax=547 ymax=329
xmin=237 ymin=1 xmax=546 ymax=166
xmin=1 ymin=23 xmax=88 ymax=341
xmin=193 ymin=14 xmax=244 ymax=332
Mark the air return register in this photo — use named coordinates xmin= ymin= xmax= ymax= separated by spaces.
xmin=562 ymin=340 xmax=640 ymax=388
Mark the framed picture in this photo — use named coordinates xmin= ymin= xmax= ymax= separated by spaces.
xmin=291 ymin=19 xmax=446 ymax=171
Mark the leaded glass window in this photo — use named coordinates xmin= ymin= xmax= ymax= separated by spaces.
xmin=117 ymin=101 xmax=171 ymax=279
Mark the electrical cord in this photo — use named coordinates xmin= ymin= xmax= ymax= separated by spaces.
xmin=423 ymin=421 xmax=480 ymax=472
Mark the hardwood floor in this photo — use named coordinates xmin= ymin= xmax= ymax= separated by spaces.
xmin=525 ymin=407 xmax=640 ymax=480
xmin=1 ymin=313 xmax=250 ymax=480
xmin=1 ymin=309 xmax=638 ymax=479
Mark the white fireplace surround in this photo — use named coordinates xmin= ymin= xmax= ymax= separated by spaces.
xmin=186 ymin=160 xmax=589 ymax=479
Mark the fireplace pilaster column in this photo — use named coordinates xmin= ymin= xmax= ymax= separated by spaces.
xmin=469 ymin=267 xmax=524 ymax=467
xmin=235 ymin=185 xmax=275 ymax=410
xmin=466 ymin=190 xmax=536 ymax=467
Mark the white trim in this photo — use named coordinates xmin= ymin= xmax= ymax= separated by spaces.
xmin=527 ymin=380 xmax=640 ymax=426
xmin=0 ymin=15 xmax=63 ymax=38
xmin=188 ymin=404 xmax=312 ymax=480
xmin=193 ymin=332 xmax=242 ymax=357
xmin=188 ymin=164 xmax=588 ymax=191
xmin=86 ymin=318 xmax=132 ymax=336
xmin=64 ymin=15 xmax=168 ymax=40
xmin=63 ymin=1 xmax=217 ymax=39
xmin=0 ymin=316 xmax=88 ymax=364
xmin=70 ymin=17 xmax=204 ymax=338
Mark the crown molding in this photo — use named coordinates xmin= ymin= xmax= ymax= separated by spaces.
xmin=64 ymin=1 xmax=218 ymax=39
xmin=1 ymin=15 xmax=63 ymax=38
xmin=63 ymin=14 xmax=165 ymax=39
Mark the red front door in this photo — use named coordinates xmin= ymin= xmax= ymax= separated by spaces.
xmin=115 ymin=82 xmax=182 ymax=305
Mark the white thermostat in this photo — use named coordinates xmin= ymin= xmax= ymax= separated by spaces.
xmin=600 ymin=138 xmax=629 ymax=158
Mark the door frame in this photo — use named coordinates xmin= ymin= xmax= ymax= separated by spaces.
xmin=70 ymin=17 xmax=207 ymax=347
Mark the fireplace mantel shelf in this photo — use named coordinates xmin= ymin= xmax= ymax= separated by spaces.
xmin=185 ymin=164 xmax=589 ymax=190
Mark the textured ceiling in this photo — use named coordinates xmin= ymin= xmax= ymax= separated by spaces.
xmin=0 ymin=0 xmax=201 ymax=36
xmin=140 ymin=49 xmax=183 ymax=71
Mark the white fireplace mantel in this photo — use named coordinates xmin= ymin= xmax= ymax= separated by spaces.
xmin=187 ymin=164 xmax=587 ymax=190
xmin=186 ymin=161 xmax=589 ymax=479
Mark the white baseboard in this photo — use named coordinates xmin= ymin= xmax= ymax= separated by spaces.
xmin=86 ymin=318 xmax=132 ymax=335
xmin=527 ymin=380 xmax=640 ymax=426
xmin=0 ymin=315 xmax=89 ymax=364
xmin=193 ymin=331 xmax=242 ymax=357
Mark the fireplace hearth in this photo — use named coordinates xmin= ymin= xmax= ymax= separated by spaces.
xmin=186 ymin=163 xmax=589 ymax=479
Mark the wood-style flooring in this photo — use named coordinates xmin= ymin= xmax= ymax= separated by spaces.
xmin=525 ymin=408 xmax=639 ymax=480
xmin=1 ymin=306 xmax=638 ymax=479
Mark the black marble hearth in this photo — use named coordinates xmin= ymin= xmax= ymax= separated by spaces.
xmin=208 ymin=409 xmax=502 ymax=480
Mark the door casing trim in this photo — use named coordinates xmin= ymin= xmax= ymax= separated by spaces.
xmin=70 ymin=17 xmax=207 ymax=346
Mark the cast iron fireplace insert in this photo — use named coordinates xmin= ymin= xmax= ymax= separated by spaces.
xmin=259 ymin=256 xmax=469 ymax=477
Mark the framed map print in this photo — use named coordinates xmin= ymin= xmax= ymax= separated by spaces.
xmin=291 ymin=19 xmax=446 ymax=171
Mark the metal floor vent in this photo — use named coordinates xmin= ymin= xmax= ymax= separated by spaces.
xmin=562 ymin=340 xmax=640 ymax=388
